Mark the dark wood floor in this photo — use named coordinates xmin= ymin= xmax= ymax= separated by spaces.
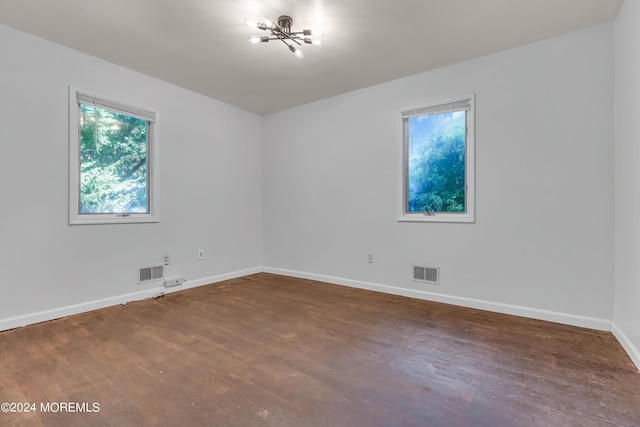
xmin=0 ymin=273 xmax=638 ymax=426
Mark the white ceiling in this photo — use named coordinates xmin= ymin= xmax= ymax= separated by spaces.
xmin=0 ymin=0 xmax=624 ymax=115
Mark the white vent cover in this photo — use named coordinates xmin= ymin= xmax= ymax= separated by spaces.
xmin=413 ymin=265 xmax=439 ymax=284
xmin=138 ymin=265 xmax=164 ymax=283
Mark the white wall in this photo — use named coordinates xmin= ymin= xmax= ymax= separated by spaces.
xmin=614 ymin=0 xmax=640 ymax=368
xmin=263 ymin=24 xmax=615 ymax=328
xmin=0 ymin=24 xmax=263 ymax=329
xmin=0 ymin=18 xmax=623 ymax=345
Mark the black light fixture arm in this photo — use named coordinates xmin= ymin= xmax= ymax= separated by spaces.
xmin=268 ymin=29 xmax=303 ymax=46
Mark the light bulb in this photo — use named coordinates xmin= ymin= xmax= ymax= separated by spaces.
xmin=261 ymin=17 xmax=274 ymax=29
xmin=248 ymin=36 xmax=261 ymax=44
xmin=244 ymin=19 xmax=258 ymax=28
xmin=304 ymin=28 xmax=325 ymax=37
xmin=304 ymin=37 xmax=323 ymax=46
xmin=289 ymin=45 xmax=304 ymax=58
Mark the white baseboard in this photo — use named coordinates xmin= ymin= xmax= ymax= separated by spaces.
xmin=0 ymin=266 xmax=263 ymax=333
xmin=263 ymin=267 xmax=612 ymax=331
xmin=163 ymin=266 xmax=263 ymax=294
xmin=611 ymin=323 xmax=640 ymax=372
xmin=0 ymin=287 xmax=159 ymax=332
xmin=3 ymin=265 xmax=630 ymax=369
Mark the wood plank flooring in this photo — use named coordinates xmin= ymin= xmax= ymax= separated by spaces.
xmin=0 ymin=273 xmax=638 ymax=426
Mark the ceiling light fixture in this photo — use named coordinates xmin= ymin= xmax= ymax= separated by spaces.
xmin=244 ymin=15 xmax=324 ymax=59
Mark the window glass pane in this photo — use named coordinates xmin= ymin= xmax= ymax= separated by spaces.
xmin=406 ymin=110 xmax=466 ymax=213
xmin=79 ymin=103 xmax=149 ymax=214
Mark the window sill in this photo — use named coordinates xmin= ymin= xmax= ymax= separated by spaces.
xmin=398 ymin=213 xmax=474 ymax=223
xmin=69 ymin=213 xmax=159 ymax=226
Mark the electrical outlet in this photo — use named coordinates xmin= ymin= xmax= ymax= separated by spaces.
xmin=198 ymin=249 xmax=205 ymax=260
xmin=163 ymin=253 xmax=170 ymax=265
xmin=368 ymin=253 xmax=374 ymax=263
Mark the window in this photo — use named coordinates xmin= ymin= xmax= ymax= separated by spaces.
xmin=69 ymin=88 xmax=159 ymax=225
xmin=399 ymin=95 xmax=475 ymax=223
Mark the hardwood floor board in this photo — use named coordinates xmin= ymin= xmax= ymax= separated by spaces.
xmin=1 ymin=272 xmax=639 ymax=426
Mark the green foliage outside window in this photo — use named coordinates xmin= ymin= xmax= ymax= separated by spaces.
xmin=407 ymin=111 xmax=466 ymax=213
xmin=79 ymin=104 xmax=148 ymax=213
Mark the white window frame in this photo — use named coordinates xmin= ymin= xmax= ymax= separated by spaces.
xmin=398 ymin=95 xmax=475 ymax=223
xmin=68 ymin=87 xmax=160 ymax=225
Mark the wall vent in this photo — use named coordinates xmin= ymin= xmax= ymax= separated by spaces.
xmin=413 ymin=265 xmax=439 ymax=284
xmin=138 ymin=265 xmax=164 ymax=283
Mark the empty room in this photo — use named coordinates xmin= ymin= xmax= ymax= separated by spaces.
xmin=1 ymin=0 xmax=639 ymax=425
